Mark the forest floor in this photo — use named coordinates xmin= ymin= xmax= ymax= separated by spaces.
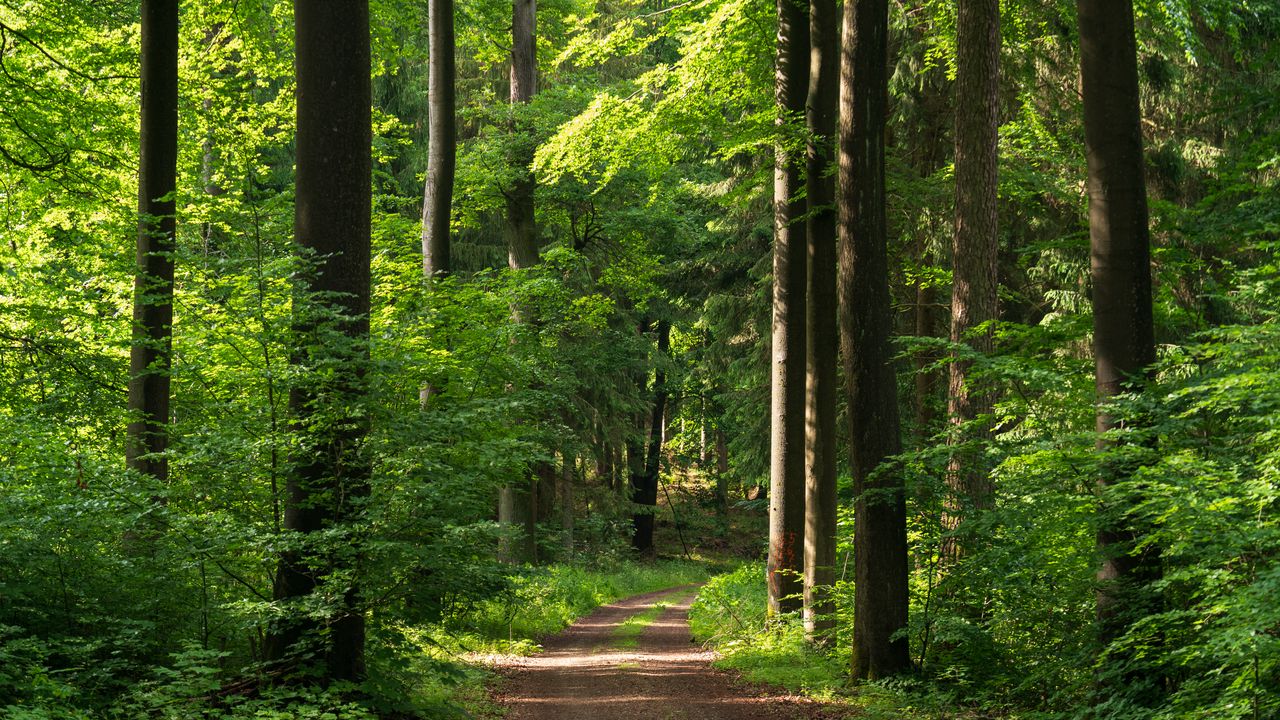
xmin=485 ymin=585 xmax=837 ymax=720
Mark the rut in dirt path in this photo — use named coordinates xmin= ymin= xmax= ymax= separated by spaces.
xmin=494 ymin=585 xmax=824 ymax=720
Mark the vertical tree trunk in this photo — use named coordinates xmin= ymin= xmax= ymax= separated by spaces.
xmin=560 ymin=453 xmax=575 ymax=554
xmin=497 ymin=0 xmax=540 ymax=562
xmin=942 ymin=0 xmax=1000 ymax=558
xmin=767 ymin=0 xmax=810 ymax=617
xmin=127 ymin=0 xmax=178 ymax=484
xmin=803 ymin=0 xmax=838 ymax=644
xmin=839 ymin=0 xmax=911 ymax=679
xmin=714 ymin=428 xmax=729 ymax=515
xmin=632 ymin=319 xmax=670 ymax=555
xmin=1078 ymin=0 xmax=1161 ymax=705
xmin=421 ymin=0 xmax=455 ymax=278
xmin=268 ymin=0 xmax=372 ymax=683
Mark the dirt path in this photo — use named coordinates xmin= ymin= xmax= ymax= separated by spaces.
xmin=492 ymin=586 xmax=826 ymax=720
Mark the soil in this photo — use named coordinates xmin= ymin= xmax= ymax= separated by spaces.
xmin=489 ymin=586 xmax=832 ymax=720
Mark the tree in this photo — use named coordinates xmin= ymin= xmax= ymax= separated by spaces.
xmin=1077 ymin=0 xmax=1161 ymax=704
xmin=497 ymin=0 xmax=541 ymax=563
xmin=942 ymin=0 xmax=1000 ymax=558
xmin=421 ymin=0 xmax=455 ymax=279
xmin=632 ymin=319 xmax=670 ymax=554
xmin=767 ymin=0 xmax=809 ymax=617
xmin=126 ymin=0 xmax=178 ymax=484
xmin=802 ymin=0 xmax=838 ymax=643
xmin=839 ymin=0 xmax=910 ymax=679
xmin=266 ymin=0 xmax=372 ymax=683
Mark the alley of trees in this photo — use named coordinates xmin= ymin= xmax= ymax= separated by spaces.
xmin=1 ymin=0 xmax=1279 ymax=718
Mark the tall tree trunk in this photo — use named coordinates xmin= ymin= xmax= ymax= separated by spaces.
xmin=942 ymin=0 xmax=1000 ymax=559
xmin=560 ymin=452 xmax=575 ymax=554
xmin=1078 ymin=0 xmax=1161 ymax=705
xmin=632 ymin=319 xmax=670 ymax=555
xmin=803 ymin=0 xmax=838 ymax=644
xmin=421 ymin=0 xmax=455 ymax=278
xmin=267 ymin=0 xmax=372 ymax=683
xmin=127 ymin=0 xmax=178 ymax=484
xmin=839 ymin=0 xmax=911 ymax=679
xmin=767 ymin=0 xmax=809 ymax=617
xmin=714 ymin=428 xmax=729 ymax=515
xmin=497 ymin=0 xmax=540 ymax=562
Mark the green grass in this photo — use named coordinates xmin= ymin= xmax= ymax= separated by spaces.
xmin=613 ymin=602 xmax=669 ymax=649
xmin=688 ymin=564 xmax=1040 ymax=720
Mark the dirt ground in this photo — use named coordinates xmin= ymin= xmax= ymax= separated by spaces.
xmin=489 ymin=586 xmax=832 ymax=720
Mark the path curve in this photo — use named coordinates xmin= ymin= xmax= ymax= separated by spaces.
xmin=492 ymin=585 xmax=824 ymax=720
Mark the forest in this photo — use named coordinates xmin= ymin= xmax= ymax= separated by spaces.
xmin=1 ymin=0 xmax=1278 ymax=717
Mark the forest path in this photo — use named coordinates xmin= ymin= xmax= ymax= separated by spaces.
xmin=491 ymin=585 xmax=829 ymax=720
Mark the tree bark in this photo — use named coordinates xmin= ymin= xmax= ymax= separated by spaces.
xmin=266 ymin=0 xmax=371 ymax=683
xmin=126 ymin=0 xmax=178 ymax=485
xmin=942 ymin=0 xmax=1000 ymax=559
xmin=803 ymin=0 xmax=838 ymax=644
xmin=497 ymin=0 xmax=540 ymax=562
xmin=421 ymin=0 xmax=455 ymax=278
xmin=1078 ymin=0 xmax=1161 ymax=705
xmin=767 ymin=0 xmax=809 ymax=617
xmin=632 ymin=319 xmax=670 ymax=555
xmin=839 ymin=0 xmax=911 ymax=679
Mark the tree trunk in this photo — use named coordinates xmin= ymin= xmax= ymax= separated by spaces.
xmin=714 ymin=428 xmax=729 ymax=515
xmin=126 ymin=0 xmax=178 ymax=485
xmin=839 ymin=0 xmax=911 ymax=679
xmin=267 ymin=0 xmax=372 ymax=684
xmin=497 ymin=0 xmax=540 ymax=562
xmin=802 ymin=0 xmax=838 ymax=644
xmin=560 ymin=453 xmax=575 ymax=554
xmin=421 ymin=0 xmax=455 ymax=278
xmin=942 ymin=0 xmax=1000 ymax=559
xmin=767 ymin=0 xmax=809 ymax=617
xmin=1078 ymin=0 xmax=1161 ymax=705
xmin=632 ymin=319 xmax=670 ymax=555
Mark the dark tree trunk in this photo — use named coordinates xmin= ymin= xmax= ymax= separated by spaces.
xmin=560 ymin=452 xmax=575 ymax=554
xmin=803 ymin=0 xmax=838 ymax=644
xmin=421 ymin=0 xmax=456 ymax=277
xmin=497 ymin=0 xmax=540 ymax=561
xmin=632 ymin=320 xmax=670 ymax=555
xmin=767 ymin=0 xmax=809 ymax=617
xmin=839 ymin=0 xmax=911 ymax=679
xmin=505 ymin=0 xmax=539 ymax=269
xmin=942 ymin=0 xmax=1000 ymax=558
xmin=1078 ymin=0 xmax=1161 ymax=705
xmin=267 ymin=0 xmax=371 ymax=684
xmin=714 ymin=428 xmax=729 ymax=515
xmin=127 ymin=0 xmax=178 ymax=484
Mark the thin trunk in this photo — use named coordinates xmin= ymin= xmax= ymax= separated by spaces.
xmin=839 ymin=0 xmax=911 ymax=679
xmin=1078 ymin=0 xmax=1161 ymax=705
xmin=421 ymin=0 xmax=455 ymax=278
xmin=942 ymin=0 xmax=1000 ymax=559
xmin=127 ymin=0 xmax=178 ymax=484
xmin=803 ymin=0 xmax=838 ymax=644
xmin=560 ymin=453 xmax=574 ymax=554
xmin=632 ymin=319 xmax=670 ymax=555
xmin=767 ymin=0 xmax=809 ymax=617
xmin=268 ymin=0 xmax=372 ymax=683
xmin=715 ymin=429 xmax=730 ymax=515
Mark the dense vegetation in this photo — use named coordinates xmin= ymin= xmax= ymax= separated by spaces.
xmin=1 ymin=0 xmax=1278 ymax=718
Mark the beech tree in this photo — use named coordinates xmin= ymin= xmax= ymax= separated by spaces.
xmin=802 ymin=0 xmax=838 ymax=642
xmin=497 ymin=0 xmax=541 ymax=563
xmin=420 ymin=0 xmax=455 ymax=278
xmin=631 ymin=319 xmax=670 ymax=554
xmin=126 ymin=0 xmax=178 ymax=483
xmin=943 ymin=0 xmax=1000 ymax=557
xmin=266 ymin=0 xmax=372 ymax=682
xmin=839 ymin=0 xmax=910 ymax=679
xmin=766 ymin=0 xmax=809 ymax=617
